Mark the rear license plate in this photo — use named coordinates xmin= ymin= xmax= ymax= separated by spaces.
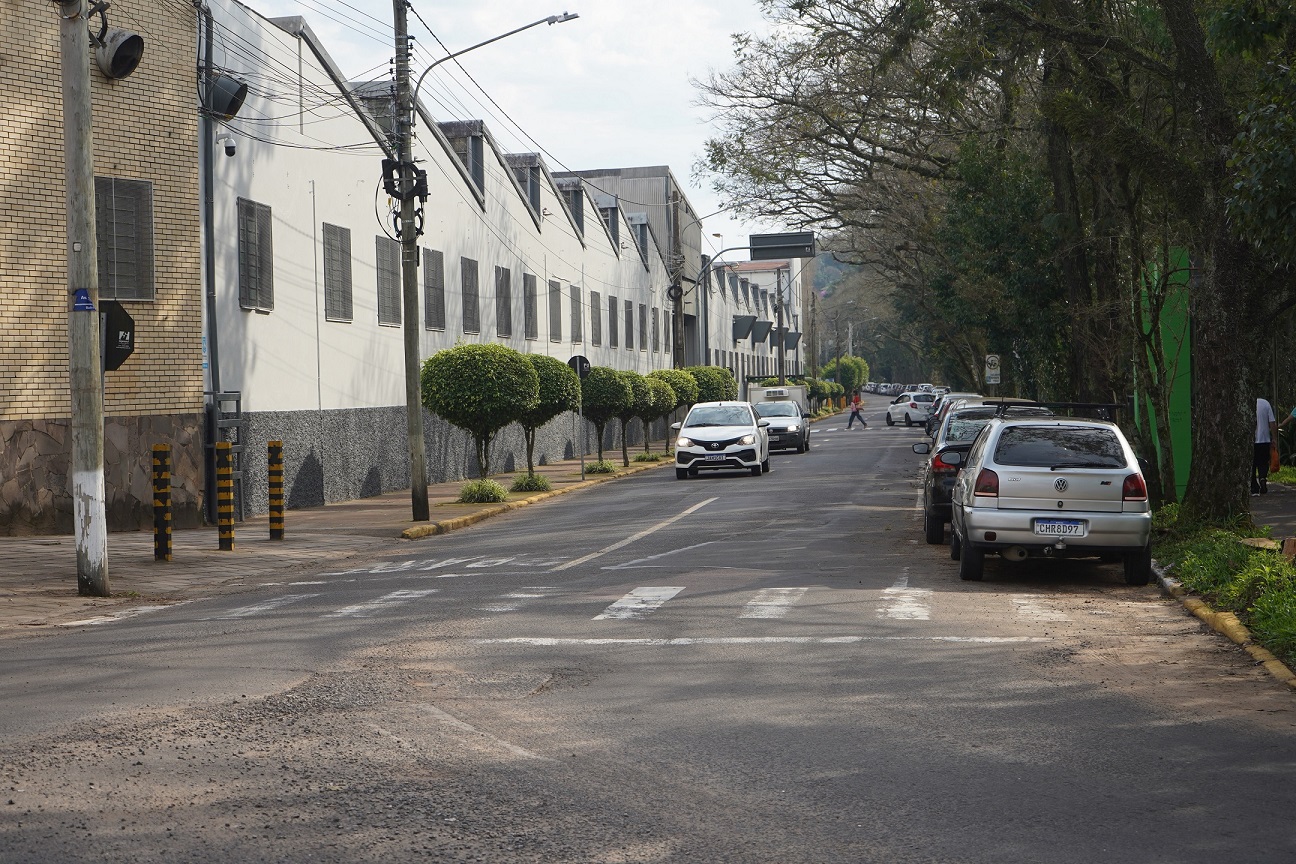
xmin=1034 ymin=519 xmax=1084 ymax=537
xmin=704 ymin=454 xmax=726 ymax=462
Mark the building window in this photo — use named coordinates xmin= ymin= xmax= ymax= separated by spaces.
xmin=624 ymin=299 xmax=634 ymax=351
xmin=375 ymin=236 xmax=401 ymax=326
xmin=601 ymin=208 xmax=619 ymax=247
xmin=322 ymin=222 xmax=352 ymax=322
xmin=549 ymin=279 xmax=562 ymax=342
xmin=638 ymin=304 xmax=647 ymax=351
xmin=651 ymin=308 xmax=659 ymax=352
xmin=461 ymin=257 xmax=480 ymax=333
xmin=237 ymin=197 xmax=274 ymax=311
xmin=570 ymin=284 xmax=583 ymax=342
xmin=608 ymin=295 xmax=619 ymax=348
xmin=495 ymin=266 xmax=512 ymax=337
xmin=95 ymin=176 xmax=154 ymax=300
xmin=590 ymin=290 xmax=602 ymax=345
xmin=424 ymin=248 xmax=445 ymax=330
xmin=566 ymin=188 xmax=584 ymax=234
xmin=523 ymin=273 xmax=538 ymax=339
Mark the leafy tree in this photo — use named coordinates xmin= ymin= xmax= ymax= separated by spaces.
xmin=517 ymin=354 xmax=581 ymax=478
xmin=639 ymin=377 xmax=677 ymax=453
xmin=822 ymin=356 xmax=869 ymax=397
xmin=421 ymin=343 xmax=538 ymax=477
xmin=648 ymin=368 xmax=699 ymax=410
xmin=580 ymin=366 xmax=632 ymax=463
xmin=686 ymin=366 xmax=738 ymax=402
xmin=616 ymin=372 xmax=653 ymax=466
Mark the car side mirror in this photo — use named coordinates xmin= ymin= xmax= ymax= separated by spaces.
xmin=670 ymin=422 xmax=681 ymax=432
xmin=943 ymin=451 xmax=964 ymax=466
xmin=757 ymin=419 xmax=770 ymax=428
xmin=912 ymin=442 xmax=930 ymax=455
xmin=802 ymin=411 xmax=811 ymax=419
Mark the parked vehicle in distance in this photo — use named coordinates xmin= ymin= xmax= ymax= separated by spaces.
xmin=885 ymin=391 xmax=935 ymax=426
xmin=949 ymin=416 xmax=1152 ymax=585
xmin=914 ymin=403 xmax=1052 ymax=544
xmin=926 ymin=391 xmax=982 ymax=435
xmin=672 ymin=401 xmax=771 ymax=479
xmin=753 ymin=400 xmax=811 ymax=453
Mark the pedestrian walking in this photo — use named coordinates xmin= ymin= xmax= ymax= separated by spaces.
xmin=1254 ymin=396 xmax=1278 ymax=495
xmin=847 ymin=392 xmax=866 ymax=430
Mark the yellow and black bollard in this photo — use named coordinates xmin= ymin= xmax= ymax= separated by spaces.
xmin=152 ymin=443 xmax=172 ymax=562
xmin=216 ymin=441 xmax=235 ymax=551
xmin=268 ymin=440 xmax=284 ymax=540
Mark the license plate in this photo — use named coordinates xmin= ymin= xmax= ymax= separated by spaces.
xmin=769 ymin=435 xmax=782 ymax=442
xmin=1034 ymin=519 xmax=1085 ymax=537
xmin=704 ymin=454 xmax=726 ymax=462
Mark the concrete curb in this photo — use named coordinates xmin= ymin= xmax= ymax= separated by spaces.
xmin=399 ymin=460 xmax=668 ymax=540
xmin=1156 ymin=564 xmax=1296 ymax=692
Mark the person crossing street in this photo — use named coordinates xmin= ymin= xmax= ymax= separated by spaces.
xmin=847 ymin=392 xmax=866 ymax=429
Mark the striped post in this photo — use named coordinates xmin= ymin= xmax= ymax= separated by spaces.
xmin=152 ymin=444 xmax=172 ymax=562
xmin=268 ymin=440 xmax=284 ymax=540
xmin=216 ymin=441 xmax=235 ymax=551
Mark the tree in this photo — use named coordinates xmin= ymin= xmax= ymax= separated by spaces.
xmin=648 ymin=368 xmax=698 ymax=411
xmin=687 ymin=366 xmax=738 ymax=402
xmin=822 ymin=355 xmax=869 ymax=397
xmin=421 ymin=343 xmax=538 ymax=477
xmin=639 ymin=377 xmax=677 ymax=453
xmin=517 ymin=354 xmax=581 ymax=478
xmin=580 ymin=366 xmax=632 ymax=463
xmin=616 ymin=371 xmax=653 ymax=466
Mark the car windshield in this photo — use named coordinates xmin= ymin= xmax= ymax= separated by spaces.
xmin=685 ymin=406 xmax=753 ymax=427
xmin=945 ymin=415 xmax=994 ymax=442
xmin=754 ymin=402 xmax=799 ymax=418
xmin=993 ymin=426 xmax=1127 ymax=468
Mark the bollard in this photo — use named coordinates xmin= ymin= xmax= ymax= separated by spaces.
xmin=268 ymin=440 xmax=284 ymax=540
xmin=216 ymin=441 xmax=235 ymax=551
xmin=152 ymin=443 xmax=172 ymax=561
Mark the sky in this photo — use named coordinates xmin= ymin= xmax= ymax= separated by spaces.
xmin=248 ymin=0 xmax=782 ymax=262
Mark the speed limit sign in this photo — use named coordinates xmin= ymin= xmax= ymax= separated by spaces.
xmin=985 ymin=354 xmax=1001 ymax=385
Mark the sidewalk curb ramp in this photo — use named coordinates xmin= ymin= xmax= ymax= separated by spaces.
xmin=1156 ymin=565 xmax=1296 ymax=692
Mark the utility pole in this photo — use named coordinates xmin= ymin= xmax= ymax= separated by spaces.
xmin=670 ymin=190 xmax=685 ymax=369
xmin=847 ymin=321 xmax=853 ymax=358
xmin=775 ymin=268 xmax=787 ymax=385
xmin=57 ymin=0 xmax=109 ymax=597
xmin=394 ymin=0 xmax=429 ymax=521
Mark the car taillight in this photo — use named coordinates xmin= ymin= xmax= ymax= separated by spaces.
xmin=974 ymin=468 xmax=999 ymax=497
xmin=1122 ymin=473 xmax=1147 ymax=501
xmin=910 ymin=402 xmax=919 ymax=409
xmin=932 ymin=453 xmax=960 ymax=473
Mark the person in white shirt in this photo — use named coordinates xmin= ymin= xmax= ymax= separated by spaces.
xmin=1254 ymin=397 xmax=1278 ymax=495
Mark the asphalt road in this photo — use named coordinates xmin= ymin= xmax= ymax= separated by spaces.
xmin=3 ymin=399 xmax=1295 ymax=863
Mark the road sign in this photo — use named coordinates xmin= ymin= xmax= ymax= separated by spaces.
xmin=985 ymin=354 xmax=1001 ymax=386
xmin=101 ymin=300 xmax=136 ymax=372
xmin=749 ymin=232 xmax=816 ymax=261
xmin=568 ymin=355 xmax=591 ymax=380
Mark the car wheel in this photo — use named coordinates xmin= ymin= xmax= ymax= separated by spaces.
xmin=885 ymin=413 xmax=895 ymax=426
xmin=750 ymin=464 xmax=762 ymax=477
xmin=675 ymin=468 xmax=688 ymax=480
xmin=924 ymin=510 xmax=944 ymax=545
xmin=904 ymin=413 xmax=913 ymax=426
xmin=1124 ymin=547 xmax=1152 ymax=586
xmin=761 ymin=457 xmax=770 ymax=473
xmin=950 ymin=525 xmax=961 ymax=560
xmin=958 ymin=534 xmax=984 ymax=581
xmin=795 ymin=439 xmax=805 ymax=454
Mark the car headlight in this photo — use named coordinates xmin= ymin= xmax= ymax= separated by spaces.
xmin=676 ymin=437 xmax=693 ymax=448
xmin=739 ymin=434 xmax=755 ymax=445
xmin=787 ymin=424 xmax=800 ymax=432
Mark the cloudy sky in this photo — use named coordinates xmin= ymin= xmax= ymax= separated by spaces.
xmin=249 ymin=0 xmax=780 ymax=260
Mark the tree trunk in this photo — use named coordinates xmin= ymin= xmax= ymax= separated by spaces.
xmin=620 ymin=419 xmax=631 ymax=467
xmin=524 ymin=426 xmax=536 ymax=477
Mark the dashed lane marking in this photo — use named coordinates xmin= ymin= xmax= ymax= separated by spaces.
xmin=325 ymin=589 xmax=438 ymax=618
xmin=206 ymin=593 xmax=320 ymax=620
xmin=550 ymin=498 xmax=717 ymax=572
xmin=740 ymin=587 xmax=809 ymax=619
xmin=878 ymin=572 xmax=932 ymax=620
xmin=603 ymin=541 xmax=716 ymax=570
xmin=593 ymin=586 xmax=686 ymax=620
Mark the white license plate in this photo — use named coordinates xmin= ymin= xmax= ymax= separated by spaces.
xmin=704 ymin=454 xmax=726 ymax=462
xmin=769 ymin=435 xmax=782 ymax=442
xmin=1034 ymin=519 xmax=1085 ymax=537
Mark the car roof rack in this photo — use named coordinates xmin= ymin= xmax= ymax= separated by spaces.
xmin=989 ymin=400 xmax=1122 ymax=420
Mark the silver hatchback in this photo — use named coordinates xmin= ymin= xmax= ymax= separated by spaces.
xmin=949 ymin=417 xmax=1152 ymax=584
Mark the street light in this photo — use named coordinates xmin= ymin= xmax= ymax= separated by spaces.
xmin=392 ymin=9 xmax=578 ymax=521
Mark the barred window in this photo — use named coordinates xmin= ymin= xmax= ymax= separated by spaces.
xmin=461 ymin=257 xmax=480 ymax=333
xmin=590 ymin=290 xmax=602 ymax=345
xmin=570 ymin=285 xmax=583 ymax=342
xmin=95 ymin=177 xmax=154 ymax=300
xmin=495 ymin=266 xmax=512 ymax=337
xmin=423 ymin=248 xmax=445 ymax=330
xmin=375 ymin=236 xmax=401 ymax=326
xmin=237 ymin=197 xmax=274 ymax=311
xmin=608 ymin=295 xmax=619 ymax=348
xmin=549 ymin=279 xmax=562 ymax=342
xmin=638 ymin=303 xmax=647 ymax=351
xmin=322 ymin=223 xmax=352 ymax=321
xmin=523 ymin=273 xmax=538 ymax=339
xmin=624 ymin=299 xmax=634 ymax=351
xmin=651 ymin=308 xmax=659 ymax=352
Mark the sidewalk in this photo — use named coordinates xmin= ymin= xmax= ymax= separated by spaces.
xmin=0 ymin=450 xmax=670 ymax=634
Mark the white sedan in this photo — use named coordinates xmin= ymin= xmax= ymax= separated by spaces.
xmin=885 ymin=391 xmax=936 ymax=426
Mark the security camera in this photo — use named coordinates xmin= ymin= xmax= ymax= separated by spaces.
xmin=216 ymin=134 xmax=236 ymax=157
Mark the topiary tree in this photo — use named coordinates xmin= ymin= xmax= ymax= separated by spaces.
xmin=421 ymin=343 xmax=538 ymax=478
xmin=517 ymin=353 xmax=581 ymax=478
xmin=686 ymin=365 xmax=739 ymax=402
xmin=616 ymin=371 xmax=652 ymax=466
xmin=580 ymin=366 xmax=632 ymax=463
xmin=649 ymin=368 xmax=698 ymax=427
xmin=639 ymin=377 xmax=676 ymax=453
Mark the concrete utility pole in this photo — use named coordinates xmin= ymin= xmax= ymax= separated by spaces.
xmin=57 ymin=0 xmax=109 ymax=597
xmin=775 ymin=268 xmax=787 ymax=386
xmin=670 ymin=190 xmax=685 ymax=369
xmin=393 ymin=0 xmax=430 ymax=522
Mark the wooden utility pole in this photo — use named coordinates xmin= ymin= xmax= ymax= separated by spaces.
xmin=58 ymin=0 xmax=109 ymax=596
xmin=394 ymin=0 xmax=429 ymax=521
xmin=670 ymin=190 xmax=685 ymax=369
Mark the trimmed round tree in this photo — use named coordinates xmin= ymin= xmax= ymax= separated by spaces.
xmin=648 ymin=368 xmax=698 ymax=410
xmin=518 ymin=353 xmax=581 ymax=478
xmin=580 ymin=366 xmax=632 ymax=463
xmin=687 ymin=365 xmax=739 ymax=402
xmin=615 ymin=371 xmax=652 ymax=466
xmin=639 ymin=377 xmax=676 ymax=453
xmin=420 ymin=343 xmax=538 ymax=477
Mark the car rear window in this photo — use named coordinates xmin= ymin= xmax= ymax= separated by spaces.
xmin=993 ymin=426 xmax=1127 ymax=468
xmin=913 ymin=394 xmax=934 ymax=402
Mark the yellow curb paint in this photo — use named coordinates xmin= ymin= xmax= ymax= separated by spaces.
xmin=1164 ymin=574 xmax=1296 ymax=691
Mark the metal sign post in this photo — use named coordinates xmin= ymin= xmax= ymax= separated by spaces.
xmin=569 ymin=355 xmax=591 ymax=480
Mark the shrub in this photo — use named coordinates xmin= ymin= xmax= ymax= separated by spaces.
xmin=458 ymin=479 xmax=509 ymax=503
xmin=581 ymin=367 xmax=632 ymax=462
xmin=822 ymin=355 xmax=870 ymax=395
xmin=639 ymin=377 xmax=677 ymax=453
xmin=518 ymin=354 xmax=581 ymax=477
xmin=510 ymin=473 xmax=553 ymax=493
xmin=422 ymin=343 xmax=538 ymax=477
xmin=634 ymin=452 xmax=662 ymax=462
xmin=686 ymin=365 xmax=738 ymax=402
xmin=649 ymin=368 xmax=698 ymax=409
xmin=586 ymin=459 xmax=618 ymax=474
xmin=616 ymin=371 xmax=653 ymax=466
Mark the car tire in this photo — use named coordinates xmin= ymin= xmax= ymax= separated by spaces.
xmin=950 ymin=525 xmax=961 ymax=560
xmin=795 ymin=439 xmax=805 ymax=454
xmin=885 ymin=413 xmax=895 ymax=427
xmin=924 ymin=510 xmax=944 ymax=545
xmin=958 ymin=534 xmax=984 ymax=581
xmin=761 ymin=457 xmax=770 ymax=473
xmin=1124 ymin=547 xmax=1152 ymax=586
xmin=904 ymin=413 xmax=913 ymax=426
xmin=750 ymin=464 xmax=762 ymax=477
xmin=675 ymin=468 xmax=688 ymax=480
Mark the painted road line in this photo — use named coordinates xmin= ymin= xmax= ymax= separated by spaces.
xmin=475 ymin=636 xmax=1051 ymax=646
xmin=740 ymin=587 xmax=809 ymax=619
xmin=325 ymin=589 xmax=438 ymax=618
xmin=603 ymin=541 xmax=716 ymax=570
xmin=477 ymin=587 xmax=561 ymax=613
xmin=416 ymin=704 xmax=555 ymax=762
xmin=549 ymin=498 xmax=718 ymax=572
xmin=206 ymin=593 xmax=320 ymax=620
xmin=593 ymin=586 xmax=686 ymax=620
xmin=1011 ymin=596 xmax=1071 ymax=622
xmin=59 ymin=604 xmax=184 ymax=627
xmin=879 ymin=572 xmax=931 ymax=620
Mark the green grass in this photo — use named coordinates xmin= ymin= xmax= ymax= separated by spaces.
xmin=634 ymin=452 xmax=662 ymax=463
xmin=1271 ymin=465 xmax=1296 ymax=486
xmin=586 ymin=460 xmax=618 ymax=474
xmin=457 ymin=479 xmax=509 ymax=503
xmin=509 ymin=474 xmax=553 ymax=493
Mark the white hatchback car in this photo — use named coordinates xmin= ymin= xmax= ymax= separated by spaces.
xmin=949 ymin=416 xmax=1152 ymax=584
xmin=672 ymin=401 xmax=771 ymax=479
xmin=885 ymin=391 xmax=935 ymax=426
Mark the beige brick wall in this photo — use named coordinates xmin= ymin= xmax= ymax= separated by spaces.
xmin=0 ymin=0 xmax=202 ymax=423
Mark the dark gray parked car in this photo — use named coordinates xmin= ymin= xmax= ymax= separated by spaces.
xmin=753 ymin=401 xmax=811 ymax=453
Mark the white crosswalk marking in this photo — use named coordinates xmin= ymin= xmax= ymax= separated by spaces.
xmin=593 ymin=587 xmax=685 ymax=620
xmin=477 ymin=587 xmax=560 ymax=613
xmin=325 ymin=589 xmax=438 ymax=618
xmin=878 ymin=574 xmax=931 ymax=620
xmin=208 ymin=593 xmax=319 ymax=620
xmin=1011 ymin=596 xmax=1071 ymax=621
xmin=740 ymin=587 xmax=809 ymax=619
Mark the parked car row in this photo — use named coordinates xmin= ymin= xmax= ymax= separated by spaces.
xmin=865 ymin=382 xmax=945 ymax=397
xmin=910 ymin=397 xmax=1153 ymax=586
xmin=672 ymin=399 xmax=812 ymax=480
